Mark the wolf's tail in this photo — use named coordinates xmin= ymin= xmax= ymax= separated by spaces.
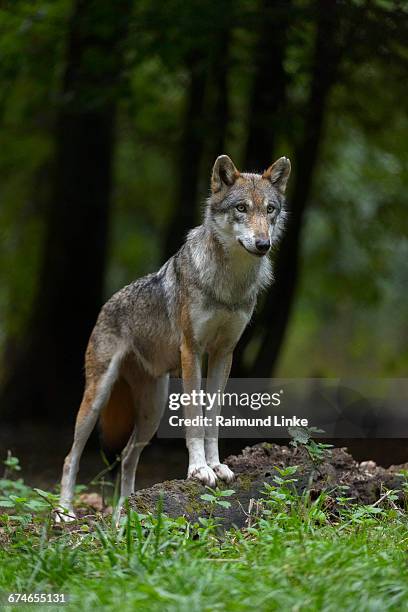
xmin=99 ymin=377 xmax=135 ymax=454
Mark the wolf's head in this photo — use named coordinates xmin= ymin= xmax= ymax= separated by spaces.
xmin=207 ymin=154 xmax=290 ymax=257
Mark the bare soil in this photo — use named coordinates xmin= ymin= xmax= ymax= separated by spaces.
xmin=130 ymin=442 xmax=408 ymax=529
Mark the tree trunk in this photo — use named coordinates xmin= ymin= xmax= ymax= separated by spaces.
xmin=1 ymin=0 xmax=132 ymax=422
xmin=232 ymin=0 xmax=292 ymax=375
xmin=207 ymin=5 xmax=232 ymax=162
xmin=162 ymin=54 xmax=208 ymax=261
xmin=233 ymin=0 xmax=347 ymax=377
xmin=163 ymin=1 xmax=234 ymax=261
xmin=244 ymin=0 xmax=291 ymax=171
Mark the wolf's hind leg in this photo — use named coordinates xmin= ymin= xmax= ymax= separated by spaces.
xmin=57 ymin=349 xmax=123 ymax=522
xmin=116 ymin=373 xmax=169 ymax=518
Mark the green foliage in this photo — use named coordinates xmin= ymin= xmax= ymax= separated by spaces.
xmin=198 ymin=486 xmax=236 ymax=533
xmin=200 ymin=486 xmax=235 ymax=511
xmin=0 ymin=454 xmax=84 ymax=529
xmin=1 ymin=0 xmax=407 ymax=379
xmin=288 ymin=426 xmax=334 ymax=464
xmin=1 ymin=456 xmax=408 ymax=610
xmin=0 ymin=1 xmax=70 ymax=355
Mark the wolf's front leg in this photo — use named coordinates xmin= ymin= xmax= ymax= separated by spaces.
xmin=205 ymin=351 xmax=234 ymax=483
xmin=181 ymin=340 xmax=217 ymax=487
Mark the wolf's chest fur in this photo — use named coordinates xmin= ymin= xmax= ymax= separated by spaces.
xmin=189 ymin=298 xmax=250 ymax=353
xmin=181 ymin=233 xmax=268 ymax=353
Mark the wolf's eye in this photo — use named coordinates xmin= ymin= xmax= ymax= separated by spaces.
xmin=267 ymin=204 xmax=276 ymax=214
xmin=236 ymin=203 xmax=247 ymax=213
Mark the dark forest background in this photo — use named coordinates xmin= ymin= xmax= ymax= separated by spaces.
xmin=0 ymin=0 xmax=407 ymax=447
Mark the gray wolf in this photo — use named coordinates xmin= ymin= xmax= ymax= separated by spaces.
xmin=57 ymin=154 xmax=291 ymax=521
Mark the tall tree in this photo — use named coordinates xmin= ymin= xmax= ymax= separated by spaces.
xmin=232 ymin=0 xmax=292 ymax=374
xmin=162 ymin=51 xmax=208 ymax=260
xmin=233 ymin=0 xmax=353 ymax=376
xmin=206 ymin=2 xmax=233 ymax=165
xmin=162 ymin=0 xmax=234 ymax=260
xmin=244 ymin=0 xmax=291 ymax=171
xmin=1 ymin=0 xmax=132 ymax=421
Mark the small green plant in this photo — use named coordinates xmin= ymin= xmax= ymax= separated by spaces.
xmin=3 ymin=452 xmax=21 ymax=476
xmin=0 ymin=453 xmax=87 ymax=532
xmin=396 ymin=469 xmax=408 ymax=508
xmin=334 ymin=484 xmax=354 ymax=508
xmin=196 ymin=487 xmax=236 ymax=537
xmin=89 ymin=450 xmax=119 ymax=510
xmin=0 ymin=453 xmax=58 ymax=526
xmin=200 ymin=486 xmax=235 ymax=517
xmin=260 ymin=465 xmax=299 ymax=522
xmin=288 ymin=426 xmax=333 ymax=464
xmin=258 ymin=465 xmax=334 ymax=529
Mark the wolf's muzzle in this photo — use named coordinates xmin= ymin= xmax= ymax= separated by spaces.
xmin=255 ymin=238 xmax=271 ymax=254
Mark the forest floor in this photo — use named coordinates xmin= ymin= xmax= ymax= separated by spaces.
xmin=1 ymin=442 xmax=408 ymax=611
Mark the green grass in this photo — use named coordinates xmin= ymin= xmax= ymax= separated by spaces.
xmin=1 ymin=461 xmax=408 ymax=611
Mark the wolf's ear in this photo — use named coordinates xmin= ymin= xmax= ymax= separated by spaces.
xmin=211 ymin=155 xmax=240 ymax=193
xmin=263 ymin=157 xmax=291 ymax=193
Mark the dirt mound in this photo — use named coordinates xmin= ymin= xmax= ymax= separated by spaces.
xmin=129 ymin=443 xmax=408 ymax=529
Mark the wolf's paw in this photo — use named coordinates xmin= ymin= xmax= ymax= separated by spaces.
xmin=211 ymin=463 xmax=235 ymax=483
xmin=188 ymin=464 xmax=217 ymax=487
xmin=54 ymin=506 xmax=76 ymax=524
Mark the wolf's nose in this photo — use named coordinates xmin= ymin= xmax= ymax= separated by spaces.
xmin=255 ymin=238 xmax=270 ymax=253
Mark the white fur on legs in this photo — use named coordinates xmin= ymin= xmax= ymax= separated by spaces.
xmin=188 ymin=464 xmax=217 ymax=487
xmin=205 ymin=437 xmax=235 ymax=483
xmin=56 ymin=350 xmax=124 ymax=523
xmin=203 ymin=351 xmax=235 ymax=485
xmin=180 ymin=344 xmax=219 ymax=486
xmin=186 ymin=438 xmax=217 ymax=487
xmin=212 ymin=463 xmax=235 ymax=483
